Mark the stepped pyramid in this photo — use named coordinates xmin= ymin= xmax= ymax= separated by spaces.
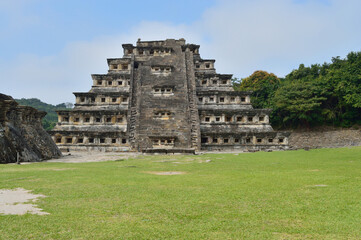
xmin=51 ymin=39 xmax=289 ymax=153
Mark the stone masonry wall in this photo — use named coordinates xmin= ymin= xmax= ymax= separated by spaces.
xmin=289 ymin=129 xmax=361 ymax=149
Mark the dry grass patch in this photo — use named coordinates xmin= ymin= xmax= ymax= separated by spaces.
xmin=144 ymin=171 xmax=186 ymax=175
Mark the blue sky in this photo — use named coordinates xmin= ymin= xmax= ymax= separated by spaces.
xmin=1 ymin=0 xmax=360 ymax=104
xmin=0 ymin=0 xmax=214 ymax=59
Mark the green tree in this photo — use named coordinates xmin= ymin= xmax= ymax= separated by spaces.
xmin=272 ymin=80 xmax=327 ymax=128
xmin=327 ymin=52 xmax=361 ymax=108
xmin=232 ymin=51 xmax=361 ymax=129
xmin=237 ymin=70 xmax=280 ymax=108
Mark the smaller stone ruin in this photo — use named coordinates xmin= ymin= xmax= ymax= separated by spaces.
xmin=0 ymin=93 xmax=62 ymax=163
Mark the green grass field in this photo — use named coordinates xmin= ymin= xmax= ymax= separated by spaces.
xmin=1 ymin=147 xmax=361 ymax=239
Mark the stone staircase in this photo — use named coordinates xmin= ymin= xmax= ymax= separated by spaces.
xmin=127 ymin=56 xmax=139 ymax=151
xmin=185 ymin=51 xmax=201 ymax=150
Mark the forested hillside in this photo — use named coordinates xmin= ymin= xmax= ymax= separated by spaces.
xmin=15 ymin=98 xmax=73 ymax=130
xmin=234 ymin=51 xmax=361 ymax=129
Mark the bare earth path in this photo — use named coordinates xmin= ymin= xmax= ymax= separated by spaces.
xmin=43 ymin=150 xmax=252 ymax=164
xmin=44 ymin=151 xmax=140 ymax=163
xmin=0 ymin=188 xmax=49 ymax=215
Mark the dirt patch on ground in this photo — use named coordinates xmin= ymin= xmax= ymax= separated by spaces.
xmin=0 ymin=188 xmax=49 ymax=215
xmin=199 ymin=159 xmax=211 ymax=163
xmin=51 ymin=168 xmax=75 ymax=171
xmin=154 ymin=158 xmax=211 ymax=164
xmin=144 ymin=171 xmax=186 ymax=175
xmin=1 ymin=168 xmax=76 ymax=173
xmin=45 ymin=151 xmax=139 ymax=163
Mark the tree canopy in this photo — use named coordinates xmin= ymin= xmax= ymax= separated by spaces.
xmin=237 ymin=70 xmax=280 ymax=108
xmin=234 ymin=51 xmax=361 ymax=128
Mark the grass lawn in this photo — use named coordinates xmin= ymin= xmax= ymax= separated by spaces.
xmin=1 ymin=147 xmax=361 ymax=239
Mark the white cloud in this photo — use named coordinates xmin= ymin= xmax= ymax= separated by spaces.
xmin=1 ymin=0 xmax=361 ymax=104
xmin=199 ymin=0 xmax=361 ymax=77
xmin=0 ymin=22 xmax=202 ymax=104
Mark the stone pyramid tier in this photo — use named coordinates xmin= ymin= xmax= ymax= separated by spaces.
xmin=51 ymin=39 xmax=290 ymax=153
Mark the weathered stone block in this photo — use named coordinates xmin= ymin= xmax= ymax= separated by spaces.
xmin=0 ymin=94 xmax=62 ymax=163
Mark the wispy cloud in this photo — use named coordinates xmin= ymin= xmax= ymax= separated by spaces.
xmin=200 ymin=0 xmax=361 ymax=76
xmin=1 ymin=0 xmax=361 ymax=104
xmin=0 ymin=22 xmax=202 ymax=103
